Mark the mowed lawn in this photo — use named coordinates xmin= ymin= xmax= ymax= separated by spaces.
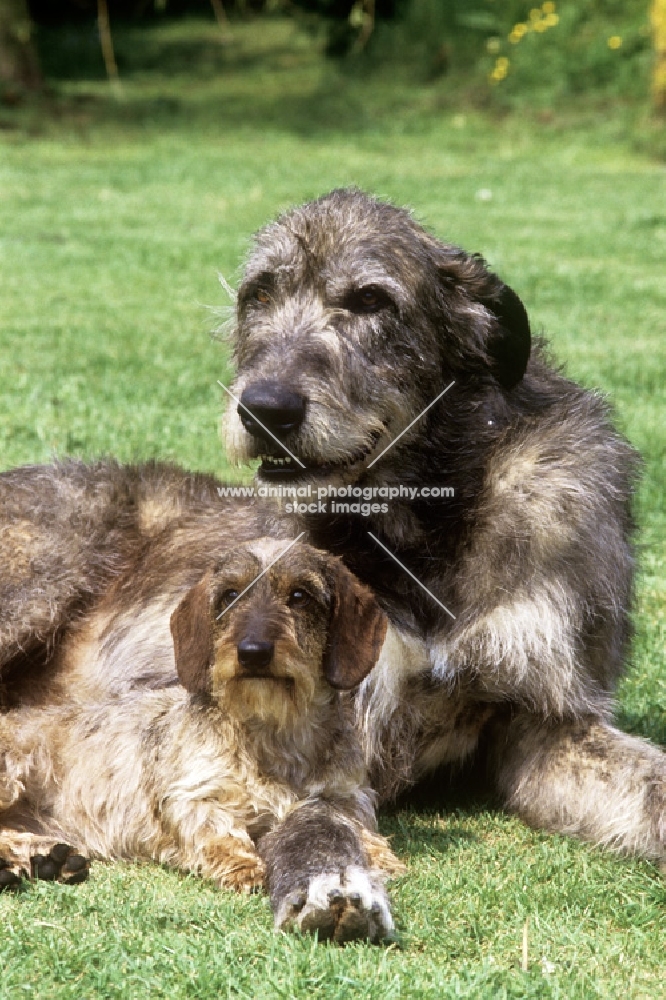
xmin=0 ymin=17 xmax=665 ymax=1000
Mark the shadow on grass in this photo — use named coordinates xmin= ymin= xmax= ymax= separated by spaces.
xmin=37 ymin=20 xmax=309 ymax=82
xmin=377 ymin=758 xmax=499 ymax=860
xmin=382 ymin=818 xmax=479 ymax=863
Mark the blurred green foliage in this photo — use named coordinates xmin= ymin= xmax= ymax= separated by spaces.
xmin=363 ymin=1 xmax=653 ymax=106
xmin=21 ymin=0 xmax=656 ymax=109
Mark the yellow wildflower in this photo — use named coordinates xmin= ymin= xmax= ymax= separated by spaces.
xmin=489 ymin=56 xmax=510 ymax=83
xmin=509 ymin=23 xmax=528 ymax=43
xmin=608 ymin=35 xmax=622 ymax=49
xmin=542 ymin=1 xmax=556 ymax=12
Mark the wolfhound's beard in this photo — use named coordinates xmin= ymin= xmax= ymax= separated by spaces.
xmin=223 ymin=413 xmax=389 ymax=476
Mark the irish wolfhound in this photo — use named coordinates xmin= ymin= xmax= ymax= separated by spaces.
xmin=223 ymin=188 xmax=665 ymax=868
xmin=1 ymin=527 xmax=400 ymax=942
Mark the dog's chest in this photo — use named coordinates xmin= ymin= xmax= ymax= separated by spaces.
xmin=357 ymin=623 xmax=493 ymax=800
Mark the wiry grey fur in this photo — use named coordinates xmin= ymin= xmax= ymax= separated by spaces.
xmin=225 ymin=189 xmax=664 ymax=865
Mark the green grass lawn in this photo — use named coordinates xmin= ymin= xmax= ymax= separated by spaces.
xmin=1 ymin=16 xmax=665 ymax=999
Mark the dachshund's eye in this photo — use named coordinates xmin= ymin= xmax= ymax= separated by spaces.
xmin=344 ymin=286 xmax=391 ymax=314
xmin=359 ymin=289 xmax=379 ymax=309
xmin=287 ymin=589 xmax=311 ymax=608
xmin=255 ymin=288 xmax=271 ymax=305
xmin=221 ymin=589 xmax=240 ymax=608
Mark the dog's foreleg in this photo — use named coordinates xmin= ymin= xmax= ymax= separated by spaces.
xmin=493 ymin=713 xmax=666 ymax=868
xmin=198 ymin=831 xmax=266 ymax=892
xmin=0 ymin=835 xmax=89 ymax=889
xmin=358 ymin=828 xmax=406 ymax=876
xmin=257 ymin=800 xmax=397 ymax=944
xmin=0 ymin=713 xmax=52 ymax=812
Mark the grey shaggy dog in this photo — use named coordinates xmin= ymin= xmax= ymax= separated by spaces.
xmin=224 ymin=188 xmax=665 ymax=865
xmin=0 ymin=190 xmax=664 ymax=927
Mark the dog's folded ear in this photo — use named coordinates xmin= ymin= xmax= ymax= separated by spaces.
xmin=170 ymin=574 xmax=214 ymax=694
xmin=323 ymin=562 xmax=388 ymax=690
xmin=484 ymin=280 xmax=532 ymax=390
xmin=436 ymin=248 xmax=531 ymax=389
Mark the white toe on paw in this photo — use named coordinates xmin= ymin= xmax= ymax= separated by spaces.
xmin=276 ymin=866 xmax=395 ymax=944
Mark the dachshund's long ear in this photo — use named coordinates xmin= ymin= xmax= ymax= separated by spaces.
xmin=323 ymin=561 xmax=387 ymax=691
xmin=484 ymin=281 xmax=531 ymax=389
xmin=170 ymin=574 xmax=214 ymax=694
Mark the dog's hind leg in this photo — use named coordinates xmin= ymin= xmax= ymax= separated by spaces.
xmin=493 ymin=712 xmax=666 ymax=869
xmin=258 ymin=800 xmax=397 ymax=944
xmin=0 ymin=461 xmax=142 ymax=675
xmin=0 ymin=460 xmax=238 ymax=683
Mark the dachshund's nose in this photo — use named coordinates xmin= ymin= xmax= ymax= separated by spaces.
xmin=237 ymin=639 xmax=274 ymax=673
xmin=239 ymin=381 xmax=306 ymax=441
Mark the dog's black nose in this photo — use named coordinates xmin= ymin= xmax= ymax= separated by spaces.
xmin=237 ymin=639 xmax=274 ymax=672
xmin=238 ymin=381 xmax=306 ymax=441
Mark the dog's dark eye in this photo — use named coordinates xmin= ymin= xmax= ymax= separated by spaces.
xmin=287 ymin=589 xmax=311 ymax=609
xmin=344 ymin=286 xmax=391 ymax=315
xmin=240 ymin=273 xmax=273 ymax=309
xmin=221 ymin=589 xmax=240 ymax=607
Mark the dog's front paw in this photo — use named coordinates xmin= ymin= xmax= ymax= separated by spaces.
xmin=0 ymin=857 xmax=24 ymax=892
xmin=31 ymin=844 xmax=90 ymax=885
xmin=276 ymin=866 xmax=395 ymax=944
